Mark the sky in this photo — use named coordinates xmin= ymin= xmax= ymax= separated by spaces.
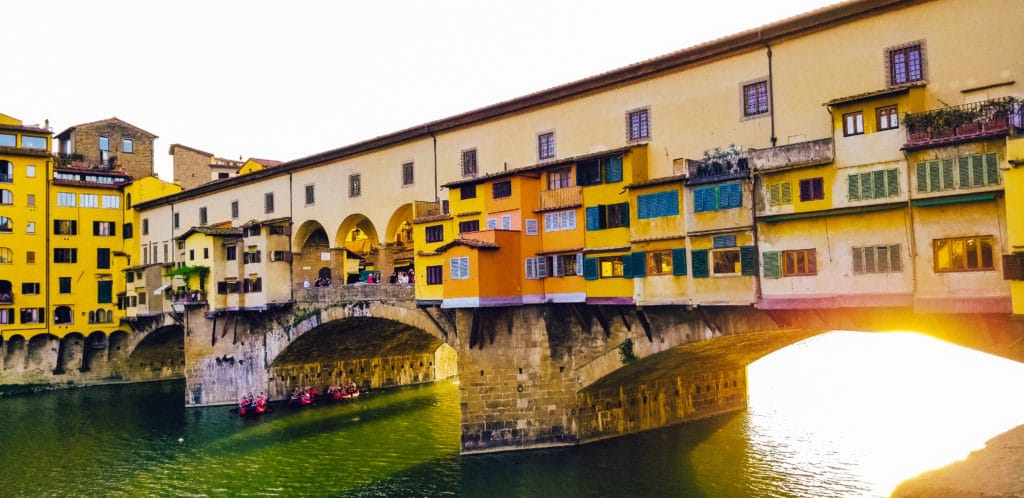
xmin=4 ymin=0 xmax=838 ymax=180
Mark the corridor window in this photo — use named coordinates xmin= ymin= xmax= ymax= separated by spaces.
xmin=877 ymin=105 xmax=899 ymax=130
xmin=887 ymin=42 xmax=925 ymax=86
xmin=461 ymin=148 xmax=478 ymax=177
xmin=101 ymin=195 xmax=120 ymax=209
xmin=741 ymin=79 xmax=769 ymax=118
xmin=934 ymin=236 xmax=994 ymax=272
xmin=264 ymin=192 xmax=275 ymax=213
xmin=626 ymin=107 xmax=650 ymax=142
xmin=843 ymin=111 xmax=864 ymax=136
xmin=349 ymin=174 xmax=361 ymax=198
xmin=57 ymin=192 xmax=76 ymax=207
xmin=538 ymin=132 xmax=555 ymax=160
xmin=402 ymin=162 xmax=414 ymax=186
xmin=199 ymin=207 xmax=208 ymax=226
xmin=22 ymin=136 xmax=46 ymax=149
xmin=232 ymin=200 xmax=240 ymax=218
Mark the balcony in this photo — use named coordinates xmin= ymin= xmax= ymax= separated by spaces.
xmin=538 ymin=186 xmax=582 ymax=211
xmin=172 ymin=290 xmax=207 ymax=307
xmin=750 ymin=138 xmax=833 ymax=173
xmin=684 ymin=146 xmax=750 ymax=186
xmin=904 ymin=96 xmax=1022 ymax=149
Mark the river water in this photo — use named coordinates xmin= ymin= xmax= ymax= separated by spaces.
xmin=1 ymin=331 xmax=1022 ymax=497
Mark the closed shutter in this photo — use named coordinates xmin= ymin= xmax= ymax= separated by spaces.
xmin=762 ymin=251 xmax=781 ymax=279
xmin=886 ymin=168 xmax=899 ymax=197
xmin=770 ymin=183 xmax=781 ymax=205
xmin=889 ymin=244 xmax=903 ymax=272
xmin=585 ymin=206 xmax=601 ymax=231
xmin=576 ymin=253 xmax=584 ymax=276
xmin=637 ymin=194 xmax=651 ymax=219
xmin=1003 ymin=254 xmax=1024 ymax=280
xmin=985 ymin=153 xmax=999 ymax=185
xmin=916 ymin=162 xmax=927 ymax=193
xmin=583 ymin=257 xmax=598 ymax=280
xmin=807 ymin=249 xmax=817 ymax=274
xmin=959 ymin=156 xmax=972 ymax=188
xmin=971 ymin=154 xmax=984 ymax=187
xmin=525 ymin=258 xmax=537 ymax=279
xmin=97 ymin=281 xmax=113 ymax=304
xmin=618 ymin=203 xmax=630 ymax=227
xmin=941 ymin=159 xmax=954 ymax=190
xmin=536 ymin=257 xmax=548 ymax=278
xmin=740 ymin=246 xmax=757 ymax=276
xmin=605 ymin=157 xmax=623 ymax=183
xmin=848 ymin=175 xmax=860 ymax=201
xmin=97 ymin=248 xmax=110 ymax=269
xmin=852 ymin=246 xmax=864 ymax=274
xmin=780 ymin=183 xmax=791 ymax=204
xmin=873 ymin=170 xmax=885 ymax=198
xmin=666 ymin=190 xmax=679 ymax=215
xmin=622 ymin=254 xmax=633 ymax=278
xmin=876 ymin=245 xmax=890 ymax=273
xmin=692 ymin=249 xmax=709 ymax=278
xmin=632 ymin=252 xmax=646 ymax=278
xmin=671 ymin=248 xmax=687 ymax=276
xmin=861 ymin=172 xmax=873 ymax=200
xmin=694 ymin=188 xmax=707 ymax=212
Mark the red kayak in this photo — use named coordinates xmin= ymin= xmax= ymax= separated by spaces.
xmin=239 ymin=396 xmax=269 ymax=417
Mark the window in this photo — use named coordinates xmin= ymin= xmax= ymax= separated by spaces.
xmin=57 ymin=192 xmax=76 ymax=207
xmin=99 ymin=136 xmax=109 ymax=151
xmin=231 ymin=200 xmax=240 ymax=219
xmin=550 ymin=254 xmax=581 ymax=277
xmin=585 ymin=203 xmax=629 ymax=230
xmin=459 ymin=220 xmax=480 ymax=233
xmin=576 ymin=157 xmax=622 ymax=187
xmin=486 ymin=218 xmax=497 ymax=230
xmin=93 ymin=221 xmax=115 ymax=236
xmin=25 ymin=165 xmax=34 ymax=178
xmin=742 ymin=80 xmax=769 ymax=117
xmin=958 ymin=153 xmax=1000 ymax=188
xmin=264 ymin=193 xmax=275 ymax=213
xmin=20 ymin=308 xmax=44 ymax=324
xmin=782 ymin=249 xmax=817 ymax=276
xmin=647 ymin=250 xmax=674 ymax=275
xmin=0 ymin=216 xmax=11 ymax=233
xmin=80 ymin=194 xmax=99 ymax=208
xmin=887 ymin=43 xmax=924 ymax=86
xmin=915 ymin=159 xmax=954 ymax=193
xmin=525 ymin=257 xmax=548 ymax=279
xmin=22 ymin=282 xmax=40 ymax=294
xmin=59 ymin=277 xmax=72 ymax=294
xmin=877 ymin=105 xmax=899 ymax=131
xmin=226 ymin=245 xmax=237 ymax=261
xmin=402 ymin=162 xmax=414 ymax=186
xmin=0 ymin=134 xmax=14 ymax=147
xmin=122 ymin=138 xmax=133 ymax=153
xmin=461 ymin=148 xmax=478 ymax=177
xmin=538 ymin=132 xmax=555 ymax=160
xmin=426 ymin=265 xmax=443 ymax=285
xmin=54 ymin=306 xmax=72 ymax=324
xmin=500 ymin=214 xmax=512 ymax=230
xmin=694 ymin=182 xmax=742 ymax=212
xmin=934 ymin=236 xmax=994 ymax=272
xmin=243 ymin=277 xmax=263 ymax=293
xmin=204 ymin=247 xmax=211 ymax=259
xmin=547 ymin=167 xmax=572 ymax=190
xmin=199 ymin=207 xmax=208 ymax=225
xmin=769 ymin=182 xmax=792 ymax=206
xmin=598 ymin=256 xmax=625 ymax=278
xmin=173 ymin=212 xmax=180 ymax=229
xmin=26 ymin=194 xmax=35 ymax=207
xmin=543 ymin=210 xmax=576 ymax=232
xmin=848 ymin=169 xmax=900 ymax=201
xmin=460 ymin=184 xmax=476 ymax=200
xmin=492 ymin=181 xmax=511 ymax=199
xmin=218 ymin=172 xmax=230 ymax=179
xmin=0 ymin=247 xmax=10 ymax=263
xmin=271 ymin=250 xmax=290 ymax=262
xmin=122 ymin=222 xmax=133 ymax=238
xmin=425 ymin=225 xmax=444 ymax=243
xmin=799 ymin=177 xmax=825 ymax=202
xmin=53 ymin=219 xmax=77 ymax=235
xmin=712 ymin=248 xmax=741 ymax=275
xmin=637 ymin=191 xmax=679 ymax=219
xmin=97 ymin=248 xmax=111 ymax=269
xmin=0 ymin=309 xmax=12 ymax=325
xmin=0 ymin=161 xmax=10 ymax=183
xmin=450 ymin=257 xmax=470 ymax=280
xmin=626 ymin=108 xmax=650 ymax=141
xmin=853 ymin=244 xmax=902 ymax=274
xmin=843 ymin=111 xmax=864 ymax=136
xmin=54 ymin=248 xmax=77 ymax=263
xmin=0 ymin=189 xmax=11 ymax=205
xmin=242 ymin=249 xmax=261 ymax=264
xmin=22 ymin=136 xmax=46 ymax=149
xmin=25 ymin=251 xmax=34 ymax=264
xmin=24 ymin=221 xmax=34 ymax=234
xmin=349 ymin=174 xmax=361 ymax=198
xmin=525 ymin=218 xmax=538 ymax=235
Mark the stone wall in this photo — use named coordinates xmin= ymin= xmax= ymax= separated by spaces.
xmin=67 ymin=121 xmax=156 ymax=181
xmin=171 ymin=147 xmax=213 ymax=191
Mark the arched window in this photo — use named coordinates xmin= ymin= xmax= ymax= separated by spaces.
xmin=88 ymin=310 xmax=96 ymax=323
xmin=54 ymin=306 xmax=73 ymax=325
xmin=0 ymin=189 xmax=12 ymax=205
xmin=0 ymin=247 xmax=12 ymax=264
xmin=0 ymin=161 xmax=11 ymax=183
xmin=0 ymin=280 xmax=11 ymax=304
xmin=0 ymin=216 xmax=12 ymax=233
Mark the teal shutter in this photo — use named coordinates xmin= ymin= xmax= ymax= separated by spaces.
xmin=728 ymin=182 xmax=742 ymax=208
xmin=692 ymin=249 xmax=709 ymax=278
xmin=604 ymin=157 xmax=623 ymax=183
xmin=622 ymin=254 xmax=633 ymax=278
xmin=666 ymin=190 xmax=679 ymax=216
xmin=632 ymin=252 xmax=646 ymax=278
xmin=762 ymin=251 xmax=781 ymax=279
xmin=740 ymin=246 xmax=757 ymax=276
xmin=637 ymin=194 xmax=651 ymax=219
xmin=585 ymin=206 xmax=600 ymax=231
xmin=886 ymin=168 xmax=899 ymax=197
xmin=583 ymin=257 xmax=598 ymax=280
xmin=97 ymin=281 xmax=113 ymax=304
xmin=693 ymin=188 xmax=706 ymax=213
xmin=848 ymin=174 xmax=860 ymax=201
xmin=619 ymin=203 xmax=630 ymax=227
xmin=985 ymin=152 xmax=999 ymax=185
xmin=671 ymin=248 xmax=687 ymax=276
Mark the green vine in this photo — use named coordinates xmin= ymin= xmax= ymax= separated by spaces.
xmin=619 ymin=338 xmax=637 ymax=364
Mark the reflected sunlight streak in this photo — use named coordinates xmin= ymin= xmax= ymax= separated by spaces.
xmin=743 ymin=331 xmax=1024 ymax=497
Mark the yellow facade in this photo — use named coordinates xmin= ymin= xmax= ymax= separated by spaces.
xmin=1006 ymin=136 xmax=1024 ymax=316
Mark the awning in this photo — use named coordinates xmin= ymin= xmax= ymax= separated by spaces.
xmin=153 ymin=284 xmax=172 ymax=295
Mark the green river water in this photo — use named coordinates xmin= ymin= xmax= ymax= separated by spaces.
xmin=1 ymin=332 xmax=1023 ymax=497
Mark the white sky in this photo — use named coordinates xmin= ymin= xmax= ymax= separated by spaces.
xmin=4 ymin=0 xmax=837 ymax=180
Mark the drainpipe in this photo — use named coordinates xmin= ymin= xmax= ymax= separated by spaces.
xmin=431 ymin=131 xmax=439 ymax=204
xmin=45 ymin=156 xmax=52 ymax=331
xmin=766 ymin=42 xmax=777 ymax=147
xmin=901 ymin=146 xmax=918 ymax=298
xmin=287 ymin=171 xmax=294 ymax=303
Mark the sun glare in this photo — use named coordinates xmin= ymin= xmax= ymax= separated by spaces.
xmin=744 ymin=330 xmax=1024 ymax=496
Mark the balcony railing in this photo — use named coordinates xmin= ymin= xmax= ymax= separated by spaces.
xmin=538 ymin=186 xmax=582 ymax=211
xmin=684 ymin=157 xmax=750 ymax=186
xmin=413 ymin=200 xmax=446 ymax=219
xmin=905 ymin=96 xmax=1022 ymax=148
xmin=750 ymin=138 xmax=833 ymax=172
xmin=172 ymin=290 xmax=207 ymax=306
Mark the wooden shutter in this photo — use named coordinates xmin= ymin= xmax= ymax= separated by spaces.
xmin=671 ymin=248 xmax=687 ymax=276
xmin=694 ymin=188 xmax=706 ymax=212
xmin=889 ymin=244 xmax=903 ymax=272
xmin=941 ymin=159 xmax=954 ymax=190
xmin=740 ymin=246 xmax=757 ymax=276
xmin=632 ymin=252 xmax=646 ymax=278
xmin=959 ymin=156 xmax=972 ymax=188
xmin=605 ymin=157 xmax=623 ymax=183
xmin=1003 ymin=254 xmax=1024 ymax=280
xmin=807 ymin=249 xmax=817 ymax=274
xmin=762 ymin=251 xmax=781 ymax=279
xmin=576 ymin=253 xmax=584 ymax=276
xmin=886 ymin=168 xmax=899 ymax=197
xmin=860 ymin=172 xmax=873 ymax=200
xmin=848 ymin=175 xmax=860 ymax=201
xmin=551 ymin=256 xmax=564 ymax=277
xmin=525 ymin=258 xmax=536 ymax=279
xmin=852 ymin=247 xmax=864 ymax=274
xmin=638 ymin=194 xmax=651 ymax=219
xmin=985 ymin=153 xmax=999 ymax=185
xmin=692 ymin=249 xmax=709 ymax=278
xmin=583 ymin=257 xmax=598 ymax=280
xmin=873 ymin=170 xmax=885 ymax=198
xmin=97 ymin=281 xmax=113 ymax=304
xmin=618 ymin=203 xmax=630 ymax=227
xmin=585 ymin=206 xmax=601 ymax=231
xmin=915 ymin=162 xmax=927 ymax=193
xmin=622 ymin=254 xmax=633 ymax=278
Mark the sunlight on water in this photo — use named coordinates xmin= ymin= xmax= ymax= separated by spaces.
xmin=738 ymin=331 xmax=1024 ymax=497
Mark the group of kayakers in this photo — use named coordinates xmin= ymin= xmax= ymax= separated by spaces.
xmin=238 ymin=383 xmax=361 ymax=416
xmin=325 ymin=382 xmax=361 ymax=401
xmin=238 ymin=392 xmax=269 ymax=417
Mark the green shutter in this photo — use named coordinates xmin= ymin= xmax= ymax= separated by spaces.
xmin=781 ymin=182 xmax=791 ymax=204
xmin=762 ymin=251 xmax=781 ymax=279
xmin=583 ymin=257 xmax=598 ymax=280
xmin=671 ymin=248 xmax=687 ymax=276
xmin=740 ymin=246 xmax=757 ymax=276
xmin=916 ymin=162 xmax=927 ymax=193
xmin=692 ymin=249 xmax=709 ymax=278
xmin=622 ymin=254 xmax=633 ymax=278
xmin=958 ymin=156 xmax=972 ymax=188
xmin=872 ymin=170 xmax=885 ymax=199
xmin=941 ymin=159 xmax=954 ymax=190
xmin=585 ymin=206 xmax=600 ymax=231
xmin=971 ymin=155 xmax=984 ymax=187
xmin=886 ymin=168 xmax=899 ymax=197
xmin=848 ymin=175 xmax=860 ymax=201
xmin=97 ymin=281 xmax=112 ymax=304
xmin=861 ymin=172 xmax=873 ymax=200
xmin=985 ymin=152 xmax=999 ymax=185
xmin=632 ymin=252 xmax=646 ymax=278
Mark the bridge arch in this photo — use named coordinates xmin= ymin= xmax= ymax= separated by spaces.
xmin=336 ymin=213 xmax=380 ymax=283
xmin=3 ymin=334 xmax=25 ymax=370
xmin=385 ymin=203 xmax=414 ymax=246
xmin=293 ymin=220 xmax=332 ymax=285
xmin=126 ymin=325 xmax=184 ymax=381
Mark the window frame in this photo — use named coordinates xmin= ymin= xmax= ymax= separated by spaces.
xmin=843 ymin=111 xmax=864 ymax=136
xmin=887 ymin=42 xmax=925 ymax=87
xmin=349 ymin=174 xmax=361 ymax=198
xmin=426 ymin=265 xmax=443 ymax=285
xmin=547 ymin=167 xmax=572 ymax=190
xmin=876 ymin=105 xmax=899 ymax=131
xmin=305 ymin=184 xmax=315 ymax=206
xmin=740 ymin=78 xmax=770 ymax=119
xmin=537 ymin=131 xmax=555 ymax=160
xmin=625 ymin=107 xmax=650 ymax=142
xmin=492 ymin=180 xmax=512 ymax=199
xmin=798 ymin=177 xmax=825 ymax=202
xmin=264 ymin=192 xmax=275 ymax=213
xmin=449 ymin=256 xmax=470 ymax=280
xmin=933 ymin=235 xmax=994 ymax=273
xmin=122 ymin=138 xmax=133 ymax=153
xmin=461 ymin=148 xmax=478 ymax=177
xmin=425 ymin=225 xmax=444 ymax=243
xmin=782 ymin=248 xmax=817 ymax=276
xmin=402 ymin=162 xmax=414 ymax=186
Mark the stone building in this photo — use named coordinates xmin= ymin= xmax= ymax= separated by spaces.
xmin=54 ymin=117 xmax=157 ymax=181
xmin=168 ymin=143 xmax=244 ymax=191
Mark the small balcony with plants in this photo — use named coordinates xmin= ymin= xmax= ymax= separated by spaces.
xmin=684 ymin=145 xmax=750 ymax=186
xmin=904 ymin=96 xmax=1021 ymax=149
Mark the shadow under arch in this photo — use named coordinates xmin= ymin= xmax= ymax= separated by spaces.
xmin=126 ymin=325 xmax=185 ymax=381
xmin=293 ymin=219 xmax=331 ymax=285
xmin=266 ymin=316 xmax=456 ymax=400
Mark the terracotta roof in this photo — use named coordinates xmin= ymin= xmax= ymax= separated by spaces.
xmin=434 ymin=237 xmax=501 ymax=253
xmin=176 ymin=226 xmax=243 ymax=240
xmin=56 ymin=117 xmax=158 ymax=140
xmin=442 ymin=144 xmax=639 ymax=189
xmin=413 ymin=214 xmax=452 ymax=224
xmin=626 ymin=173 xmax=687 ymax=189
xmin=823 ymin=83 xmax=924 ymax=106
xmin=168 ymin=143 xmax=213 ymax=157
xmin=249 ymin=158 xmax=282 ymax=167
xmin=0 ymin=122 xmax=51 ymax=134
